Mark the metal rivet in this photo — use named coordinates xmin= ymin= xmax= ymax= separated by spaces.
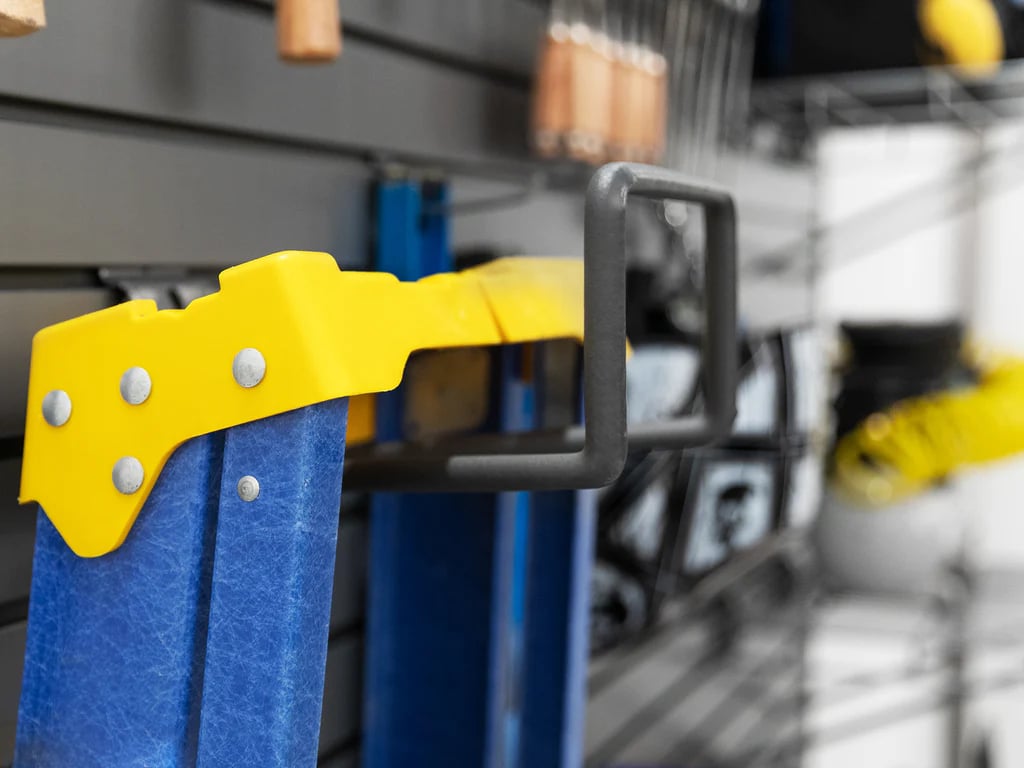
xmin=42 ymin=390 xmax=72 ymax=427
xmin=237 ymin=475 xmax=260 ymax=502
xmin=112 ymin=457 xmax=144 ymax=495
xmin=120 ymin=366 xmax=152 ymax=405
xmin=233 ymin=348 xmax=266 ymax=388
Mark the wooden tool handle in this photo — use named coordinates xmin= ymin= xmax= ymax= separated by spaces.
xmin=277 ymin=0 xmax=341 ymax=63
xmin=0 ymin=0 xmax=45 ymax=37
xmin=531 ymin=26 xmax=572 ymax=157
xmin=608 ymin=47 xmax=630 ymax=161
xmin=621 ymin=49 xmax=648 ymax=162
xmin=647 ymin=53 xmax=668 ymax=164
xmin=633 ymin=52 xmax=667 ymax=164
xmin=567 ymin=29 xmax=612 ymax=163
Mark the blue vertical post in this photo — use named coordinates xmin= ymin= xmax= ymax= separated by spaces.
xmin=520 ymin=347 xmax=596 ymax=768
xmin=486 ymin=347 xmax=536 ymax=768
xmin=519 ymin=488 xmax=596 ymax=768
xmin=15 ymin=401 xmax=349 ymax=768
xmin=365 ymin=176 xmax=596 ymax=768
xmin=365 ymin=178 xmax=537 ymax=768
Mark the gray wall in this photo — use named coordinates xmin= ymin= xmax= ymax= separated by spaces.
xmin=0 ymin=1 xmax=586 ymax=764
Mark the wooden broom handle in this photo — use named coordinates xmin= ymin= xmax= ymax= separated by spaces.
xmin=0 ymin=0 xmax=45 ymax=37
xmin=277 ymin=0 xmax=341 ymax=63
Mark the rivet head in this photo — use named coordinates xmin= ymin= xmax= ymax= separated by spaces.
xmin=237 ymin=475 xmax=260 ymax=502
xmin=120 ymin=366 xmax=152 ymax=405
xmin=112 ymin=457 xmax=145 ymax=495
xmin=42 ymin=390 xmax=72 ymax=427
xmin=233 ymin=348 xmax=266 ymax=388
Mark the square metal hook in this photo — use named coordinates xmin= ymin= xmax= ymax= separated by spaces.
xmin=343 ymin=162 xmax=737 ymax=491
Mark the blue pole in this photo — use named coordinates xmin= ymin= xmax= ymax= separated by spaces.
xmin=365 ymin=178 xmax=539 ymax=768
xmin=15 ymin=433 xmax=224 ymax=767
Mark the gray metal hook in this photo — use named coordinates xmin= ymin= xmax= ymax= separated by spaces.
xmin=342 ymin=162 xmax=737 ymax=491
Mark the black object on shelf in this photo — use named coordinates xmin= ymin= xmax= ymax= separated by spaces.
xmin=757 ymin=0 xmax=1024 ymax=79
xmin=833 ymin=320 xmax=976 ymax=442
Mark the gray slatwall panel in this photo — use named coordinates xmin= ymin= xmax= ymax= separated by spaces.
xmin=0 ymin=122 xmax=371 ymax=269
xmin=330 ymin=518 xmax=367 ymax=630
xmin=451 ymin=179 xmax=585 ymax=257
xmin=0 ymin=121 xmax=586 ymax=271
xmin=0 ymin=290 xmax=118 ymax=433
xmin=0 ymin=625 xmax=364 ymax=765
xmin=319 ymin=636 xmax=363 ymax=756
xmin=0 ymin=624 xmax=24 ymax=765
xmin=319 ymin=750 xmax=358 ymax=768
xmin=0 ymin=462 xmax=33 ymax=610
xmin=255 ymin=0 xmax=542 ymax=76
xmin=0 ymin=0 xmax=530 ymax=167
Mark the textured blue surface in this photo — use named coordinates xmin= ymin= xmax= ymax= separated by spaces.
xmin=196 ymin=401 xmax=349 ymax=768
xmin=520 ymin=489 xmax=596 ymax=768
xmin=16 ymin=401 xmax=349 ymax=768
xmin=365 ymin=491 xmax=499 ymax=767
xmin=520 ymin=347 xmax=595 ymax=768
xmin=15 ymin=433 xmax=224 ymax=767
xmin=487 ymin=350 xmax=535 ymax=768
xmin=375 ymin=180 xmax=449 ymax=284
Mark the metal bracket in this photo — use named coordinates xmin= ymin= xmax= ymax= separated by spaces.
xmin=344 ymin=162 xmax=738 ymax=491
xmin=21 ymin=252 xmax=587 ymax=557
xmin=98 ymin=267 xmax=219 ymax=309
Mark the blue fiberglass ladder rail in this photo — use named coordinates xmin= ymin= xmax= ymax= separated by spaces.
xmin=17 ymin=403 xmax=350 ymax=766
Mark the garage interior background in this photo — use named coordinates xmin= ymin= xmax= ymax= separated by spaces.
xmin=7 ymin=2 xmax=1024 ymax=767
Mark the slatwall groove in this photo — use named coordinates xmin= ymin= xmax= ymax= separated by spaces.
xmin=0 ymin=0 xmax=533 ymax=169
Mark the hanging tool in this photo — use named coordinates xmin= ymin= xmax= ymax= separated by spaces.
xmin=276 ymin=0 xmax=341 ymax=63
xmin=607 ymin=0 xmax=630 ymax=160
xmin=610 ymin=0 xmax=655 ymax=162
xmin=0 ymin=0 xmax=44 ymax=36
xmin=567 ymin=0 xmax=612 ymax=162
xmin=622 ymin=0 xmax=650 ymax=161
xmin=532 ymin=0 xmax=573 ymax=156
xmin=532 ymin=0 xmax=672 ymax=165
xmin=532 ymin=0 xmax=615 ymax=164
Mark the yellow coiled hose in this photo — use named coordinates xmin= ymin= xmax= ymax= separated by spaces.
xmin=832 ymin=347 xmax=1024 ymax=506
xmin=918 ymin=0 xmax=1005 ymax=74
